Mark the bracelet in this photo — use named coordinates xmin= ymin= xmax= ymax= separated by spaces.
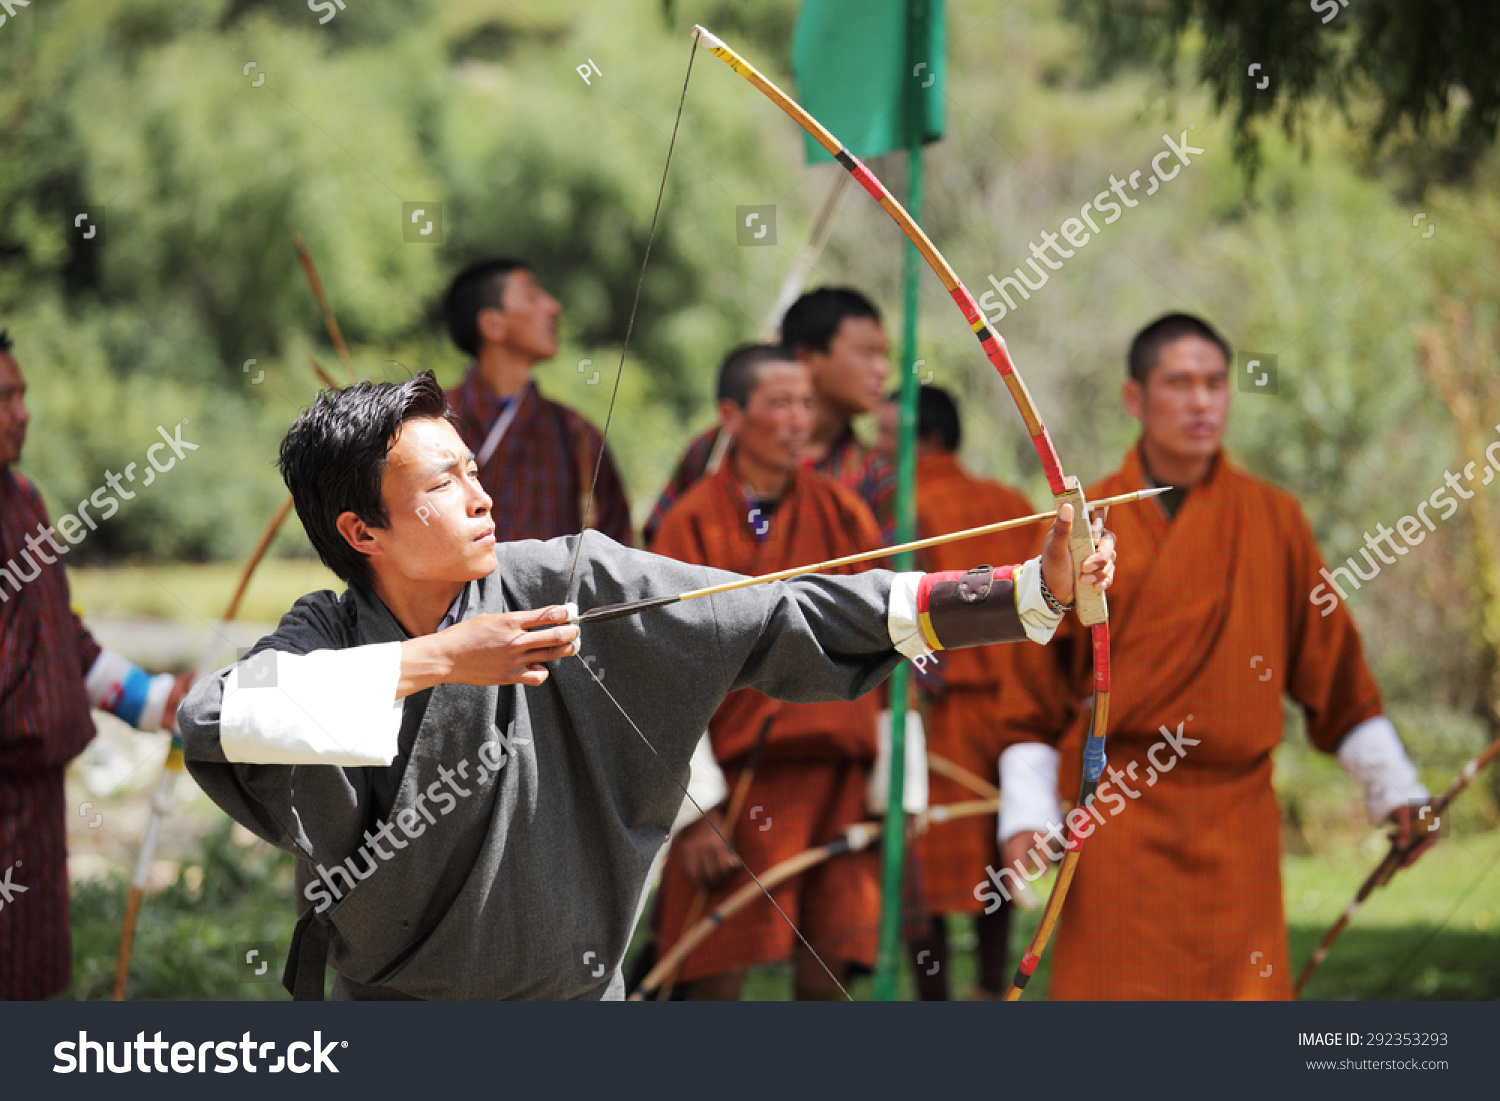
xmin=1038 ymin=571 xmax=1074 ymax=616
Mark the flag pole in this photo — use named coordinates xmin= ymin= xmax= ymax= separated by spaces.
xmin=873 ymin=0 xmax=930 ymax=1002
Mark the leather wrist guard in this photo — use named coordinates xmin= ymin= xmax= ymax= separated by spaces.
xmin=916 ymin=565 xmax=1024 ymax=650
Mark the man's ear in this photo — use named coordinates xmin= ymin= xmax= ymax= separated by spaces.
xmin=475 ymin=307 xmax=508 ymax=348
xmin=1122 ymin=377 xmax=1145 ymax=422
xmin=335 ymin=511 xmax=383 ymax=560
xmin=792 ymin=343 xmax=825 ymax=379
xmin=717 ymin=398 xmax=744 ymax=438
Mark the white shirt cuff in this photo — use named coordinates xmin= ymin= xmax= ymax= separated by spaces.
xmin=998 ymin=741 xmax=1062 ymax=842
xmin=887 ymin=571 xmax=931 ymax=661
xmin=672 ymin=732 xmax=728 ymax=834
xmin=1336 ymin=715 xmax=1429 ymax=825
xmin=220 ymin=643 xmax=405 ymax=766
xmin=1014 ymin=557 xmax=1065 ymax=644
xmin=869 ymin=710 xmax=929 ymax=814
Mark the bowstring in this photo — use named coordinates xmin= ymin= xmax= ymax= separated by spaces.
xmin=564 ymin=32 xmax=699 ymax=604
xmin=563 ymin=29 xmax=850 ymax=1002
xmin=572 ymin=654 xmax=854 ymax=1001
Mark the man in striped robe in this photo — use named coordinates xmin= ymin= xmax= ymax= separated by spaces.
xmin=442 ymin=258 xmax=632 ymax=546
xmin=0 ymin=331 xmax=190 ymax=999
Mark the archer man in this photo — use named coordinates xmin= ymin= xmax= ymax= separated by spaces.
xmin=177 ymin=371 xmax=1115 ymax=1000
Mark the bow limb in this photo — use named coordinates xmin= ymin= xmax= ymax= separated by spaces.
xmin=1294 ymin=730 xmax=1500 ymax=996
xmin=692 ymin=24 xmax=1111 ymax=1001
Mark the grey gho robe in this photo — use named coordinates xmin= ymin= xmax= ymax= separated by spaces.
xmin=178 ymin=533 xmax=908 ymax=1000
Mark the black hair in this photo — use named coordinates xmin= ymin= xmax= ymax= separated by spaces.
xmin=1127 ymin=313 xmax=1231 ymax=384
xmin=278 ymin=371 xmax=453 ymax=590
xmin=443 ymin=257 xmax=531 ymax=357
xmin=716 ymin=342 xmax=796 ymax=407
xmin=780 ymin=287 xmax=880 ymax=356
xmin=885 ymin=384 xmax=962 ymax=451
xmin=0 ymin=330 xmax=11 ymax=354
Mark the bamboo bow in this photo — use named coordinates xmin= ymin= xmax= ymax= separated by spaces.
xmin=688 ymin=25 xmax=1114 ymax=1002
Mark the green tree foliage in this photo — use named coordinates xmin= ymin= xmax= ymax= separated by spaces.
xmin=0 ymin=0 xmax=806 ymax=560
xmin=4 ymin=0 xmax=1500 ymax=759
xmin=1063 ymin=0 xmax=1500 ymax=188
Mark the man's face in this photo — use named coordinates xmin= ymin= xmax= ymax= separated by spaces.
xmin=721 ymin=361 xmax=816 ymax=477
xmin=342 ymin=417 xmax=497 ymax=585
xmin=800 ymin=315 xmax=890 ymax=417
xmin=478 ymin=269 xmax=561 ymax=363
xmin=1123 ymin=335 xmax=1230 ymax=462
xmin=0 ymin=353 xmax=29 ymax=469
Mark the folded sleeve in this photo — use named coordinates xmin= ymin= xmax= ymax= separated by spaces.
xmin=176 ymin=590 xmax=380 ymax=858
xmin=219 ymin=642 xmax=405 ymax=766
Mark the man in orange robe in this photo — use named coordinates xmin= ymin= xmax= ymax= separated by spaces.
xmin=877 ymin=385 xmax=1038 ymax=999
xmin=644 ymin=287 xmax=895 ymax=543
xmin=988 ymin=314 xmax=1432 ymax=1000
xmin=650 ymin=343 xmax=887 ymax=999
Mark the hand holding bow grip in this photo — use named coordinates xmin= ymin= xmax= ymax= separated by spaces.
xmin=1054 ymin=476 xmax=1108 ymax=627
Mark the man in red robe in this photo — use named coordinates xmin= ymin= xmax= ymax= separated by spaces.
xmin=644 ymin=287 xmax=894 ymax=543
xmin=650 ymin=343 xmax=887 ymax=999
xmin=0 ymin=330 xmax=190 ymax=999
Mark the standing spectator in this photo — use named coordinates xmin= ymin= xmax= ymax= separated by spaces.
xmin=644 ymin=287 xmax=893 ymax=544
xmin=443 ymin=258 xmax=632 ymax=545
xmin=989 ymin=314 xmax=1432 ymax=999
xmin=0 ymin=330 xmax=191 ymax=999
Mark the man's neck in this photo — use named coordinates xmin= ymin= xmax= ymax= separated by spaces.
xmin=731 ymin=447 xmax=793 ymax=501
xmin=806 ymin=401 xmax=850 ymax=461
xmin=1138 ymin=436 xmax=1215 ymax=490
xmin=372 ymin=576 xmax=467 ymax=639
xmin=475 ymin=345 xmax=536 ymax=400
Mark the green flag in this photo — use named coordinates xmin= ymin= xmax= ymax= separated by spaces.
xmin=792 ymin=0 xmax=945 ymax=164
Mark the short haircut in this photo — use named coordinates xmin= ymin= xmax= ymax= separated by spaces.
xmin=443 ymin=258 xmax=531 ymax=357
xmin=1127 ymin=313 xmax=1231 ymax=384
xmin=717 ymin=342 xmax=797 ymax=407
xmin=780 ymin=287 xmax=880 ymax=356
xmin=885 ymin=384 xmax=962 ymax=451
xmin=278 ymin=371 xmax=454 ymax=590
xmin=0 ymin=330 xmax=11 ymax=355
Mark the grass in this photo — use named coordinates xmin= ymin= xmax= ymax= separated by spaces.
xmin=69 ymin=559 xmax=343 ymax=625
xmin=71 ymin=825 xmax=1500 ymax=1001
